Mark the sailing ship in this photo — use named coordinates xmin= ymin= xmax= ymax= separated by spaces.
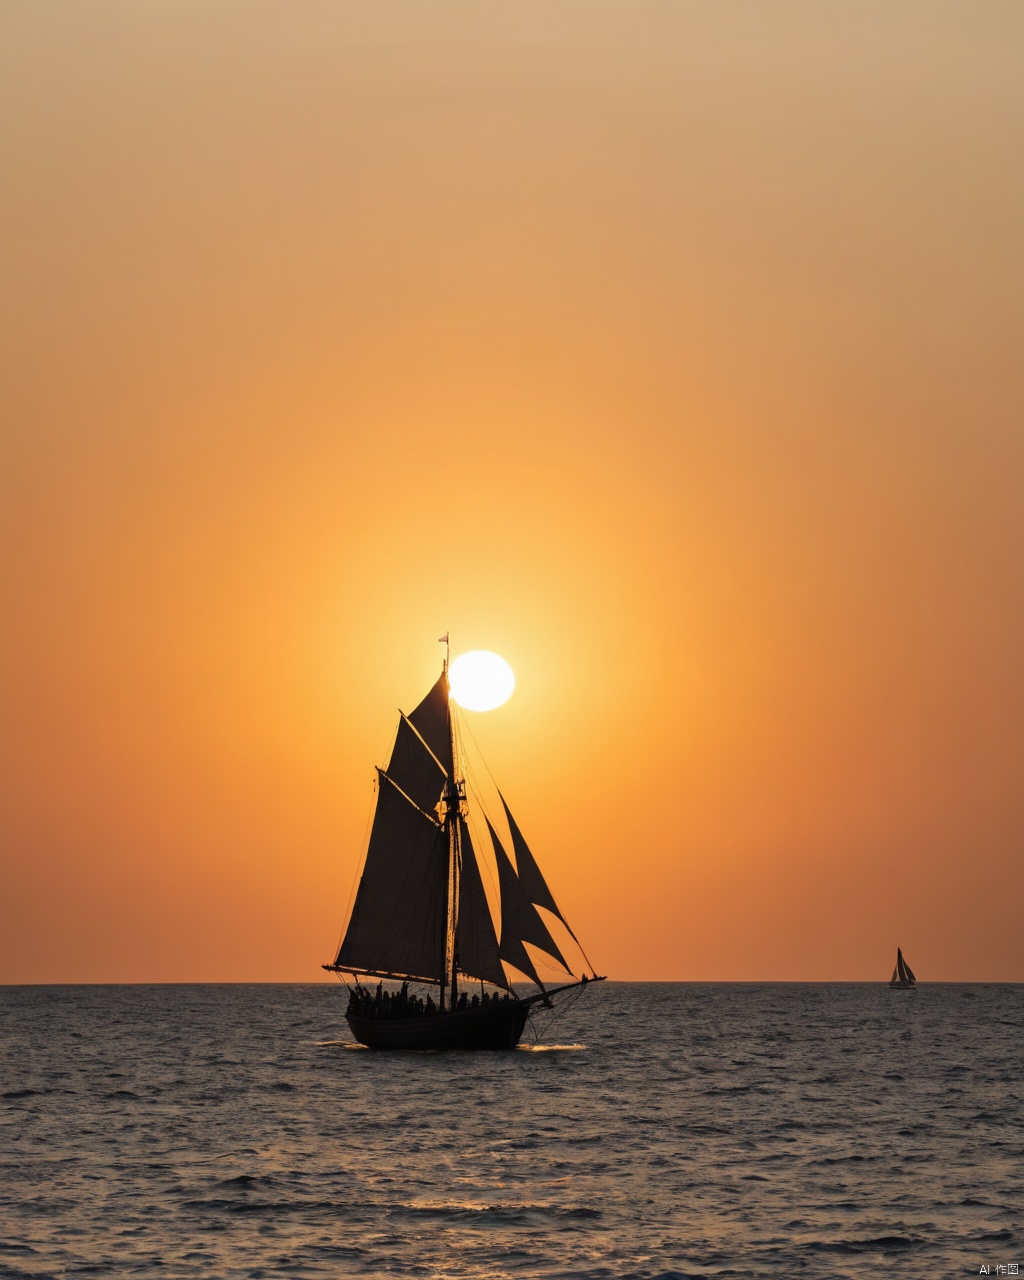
xmin=323 ymin=646 xmax=603 ymax=1049
xmin=889 ymin=947 xmax=917 ymax=988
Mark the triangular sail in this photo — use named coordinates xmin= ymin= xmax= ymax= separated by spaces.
xmin=901 ymin=947 xmax=921 ymax=983
xmin=499 ymin=792 xmax=579 ymax=942
xmin=408 ymin=672 xmax=453 ymax=777
xmin=890 ymin=964 xmax=900 ymax=983
xmin=456 ymin=818 xmax=509 ymax=989
xmin=335 ymin=771 xmax=448 ymax=982
xmin=494 ymin=924 xmax=544 ymax=986
xmin=387 ymin=715 xmax=447 ymax=816
xmin=486 ymin=817 xmax=573 ymax=977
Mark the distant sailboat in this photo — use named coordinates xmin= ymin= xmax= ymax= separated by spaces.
xmin=889 ymin=947 xmax=917 ymax=989
xmin=323 ymin=645 xmax=604 ymax=1049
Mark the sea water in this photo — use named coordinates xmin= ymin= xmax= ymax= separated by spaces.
xmin=1 ymin=982 xmax=1021 ymax=1279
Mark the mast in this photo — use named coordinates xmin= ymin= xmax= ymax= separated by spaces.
xmin=446 ymin=635 xmax=462 ymax=1013
xmin=448 ymin=797 xmax=461 ymax=1012
xmin=438 ymin=632 xmax=460 ymax=1014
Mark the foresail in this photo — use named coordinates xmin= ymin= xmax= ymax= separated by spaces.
xmin=499 ymin=793 xmax=579 ymax=942
xmin=494 ymin=929 xmax=544 ymax=987
xmin=456 ymin=818 xmax=509 ymax=989
xmin=387 ymin=715 xmax=447 ymax=816
xmin=896 ymin=949 xmax=910 ymax=984
xmin=486 ymin=817 xmax=573 ymax=979
xmin=903 ymin=957 xmax=917 ymax=983
xmin=335 ymin=771 xmax=448 ymax=982
xmin=408 ymin=672 xmax=453 ymax=777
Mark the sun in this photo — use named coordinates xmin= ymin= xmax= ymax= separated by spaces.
xmin=448 ymin=651 xmax=515 ymax=711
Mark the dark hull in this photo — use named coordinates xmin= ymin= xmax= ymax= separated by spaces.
xmin=889 ymin=980 xmax=915 ymax=988
xmin=347 ymin=1001 xmax=530 ymax=1050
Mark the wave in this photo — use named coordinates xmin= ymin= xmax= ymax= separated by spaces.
xmin=803 ymin=1234 xmax=923 ymax=1254
xmin=517 ymin=1043 xmax=587 ymax=1052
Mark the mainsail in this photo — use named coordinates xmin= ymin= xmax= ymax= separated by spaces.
xmin=331 ymin=665 xmax=580 ymax=1000
xmin=334 ymin=771 xmax=449 ymax=981
xmin=334 ymin=683 xmax=451 ymax=981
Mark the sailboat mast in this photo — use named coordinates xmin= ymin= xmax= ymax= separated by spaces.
xmin=443 ymin=642 xmax=461 ymax=1013
xmin=435 ymin=634 xmax=461 ymax=1014
xmin=449 ymin=810 xmax=461 ymax=1012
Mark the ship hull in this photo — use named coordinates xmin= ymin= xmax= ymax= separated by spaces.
xmin=346 ymin=1001 xmax=530 ymax=1050
xmin=889 ymin=980 xmax=915 ymax=988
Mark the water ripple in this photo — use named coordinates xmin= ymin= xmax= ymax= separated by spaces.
xmin=0 ymin=982 xmax=1021 ymax=1278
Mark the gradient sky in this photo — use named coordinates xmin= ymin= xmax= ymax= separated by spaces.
xmin=2 ymin=1 xmax=1022 ymax=983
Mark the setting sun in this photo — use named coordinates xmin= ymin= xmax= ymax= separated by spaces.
xmin=448 ymin=651 xmax=516 ymax=712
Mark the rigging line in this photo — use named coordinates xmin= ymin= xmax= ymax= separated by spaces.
xmin=530 ymin=982 xmax=585 ymax=1042
xmin=463 ymin=797 xmax=502 ymax=913
xmin=455 ymin=706 xmax=508 ymax=828
xmin=450 ymin=705 xmax=505 ymax=900
xmin=456 ymin=709 xmax=548 ymax=876
xmin=455 ymin=746 xmax=508 ymax=906
xmin=455 ymin=705 xmax=504 ymax=794
xmin=329 ymin=970 xmax=358 ymax=998
xmin=463 ymin=763 xmax=501 ymax=840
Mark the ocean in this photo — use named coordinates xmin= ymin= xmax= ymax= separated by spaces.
xmin=1 ymin=982 xmax=1021 ymax=1279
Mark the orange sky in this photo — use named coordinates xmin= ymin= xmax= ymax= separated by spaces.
xmin=2 ymin=2 xmax=1022 ymax=983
